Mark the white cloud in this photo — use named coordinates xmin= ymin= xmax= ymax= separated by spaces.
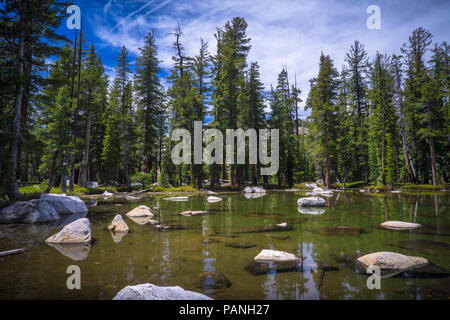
xmin=90 ymin=0 xmax=450 ymax=118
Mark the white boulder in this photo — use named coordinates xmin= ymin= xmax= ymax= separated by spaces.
xmin=380 ymin=221 xmax=422 ymax=230
xmin=357 ymin=251 xmax=428 ymax=276
xmin=125 ymin=205 xmax=154 ymax=218
xmin=108 ymin=215 xmax=129 ymax=233
xmin=113 ymin=283 xmax=212 ymax=300
xmin=207 ymin=196 xmax=222 ymax=203
xmin=45 ymin=218 xmax=92 ymax=244
xmin=297 ymin=197 xmax=327 ymax=207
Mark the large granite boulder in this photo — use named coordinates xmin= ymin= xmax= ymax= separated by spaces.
xmin=0 ymin=199 xmax=59 ymax=223
xmin=40 ymin=193 xmax=88 ymax=215
xmin=245 ymin=249 xmax=300 ymax=275
xmin=357 ymin=251 xmax=429 ymax=276
xmin=297 ymin=197 xmax=327 ymax=207
xmin=45 ymin=218 xmax=92 ymax=244
xmin=113 ymin=283 xmax=212 ymax=300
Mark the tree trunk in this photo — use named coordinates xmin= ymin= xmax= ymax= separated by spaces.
xmin=69 ymin=25 xmax=83 ymax=192
xmin=9 ymin=3 xmax=26 ymax=200
xmin=80 ymin=111 xmax=91 ymax=187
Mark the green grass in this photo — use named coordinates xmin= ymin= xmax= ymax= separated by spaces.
xmin=334 ymin=181 xmax=367 ymax=189
xmin=151 ymin=185 xmax=199 ymax=192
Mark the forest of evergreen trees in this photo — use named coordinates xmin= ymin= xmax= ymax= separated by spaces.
xmin=1 ymin=1 xmax=448 ymax=202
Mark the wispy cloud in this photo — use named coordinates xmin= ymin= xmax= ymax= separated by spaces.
xmin=87 ymin=0 xmax=450 ymax=117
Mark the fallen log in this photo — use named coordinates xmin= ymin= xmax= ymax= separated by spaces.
xmin=0 ymin=248 xmax=25 ymax=257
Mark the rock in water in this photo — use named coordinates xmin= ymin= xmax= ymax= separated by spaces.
xmin=297 ymin=197 xmax=327 ymax=207
xmin=357 ymin=251 xmax=428 ymax=276
xmin=243 ymin=186 xmax=265 ymax=193
xmin=225 ymin=242 xmax=257 ymax=249
xmin=380 ymin=221 xmax=422 ymax=230
xmin=163 ymin=196 xmax=189 ymax=201
xmin=310 ymin=226 xmax=366 ymax=237
xmin=125 ymin=205 xmax=154 ymax=218
xmin=207 ymin=196 xmax=223 ymax=203
xmin=108 ymin=215 xmax=129 ymax=233
xmin=231 ymin=223 xmax=294 ymax=234
xmin=45 ymin=218 xmax=92 ymax=243
xmin=179 ymin=210 xmax=207 ymax=217
xmin=194 ymin=272 xmax=232 ymax=290
xmin=113 ymin=283 xmax=212 ymax=300
xmin=0 ymin=199 xmax=59 ymax=223
xmin=40 ymin=193 xmax=88 ymax=215
xmin=245 ymin=249 xmax=300 ymax=275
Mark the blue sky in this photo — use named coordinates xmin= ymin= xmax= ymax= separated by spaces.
xmin=57 ymin=0 xmax=450 ymax=118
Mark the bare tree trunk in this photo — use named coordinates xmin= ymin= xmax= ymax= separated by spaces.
xmin=45 ymin=151 xmax=60 ymax=193
xmin=69 ymin=24 xmax=83 ymax=192
xmin=9 ymin=2 xmax=26 ymax=200
xmin=79 ymin=111 xmax=91 ymax=187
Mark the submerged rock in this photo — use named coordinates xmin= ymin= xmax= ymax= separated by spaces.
xmin=107 ymin=215 xmax=129 ymax=234
xmin=46 ymin=242 xmax=90 ymax=261
xmin=380 ymin=221 xmax=422 ymax=230
xmin=194 ymin=272 xmax=232 ymax=290
xmin=40 ymin=193 xmax=88 ymax=215
xmin=231 ymin=223 xmax=294 ymax=234
xmin=297 ymin=197 xmax=327 ymax=207
xmin=0 ymin=199 xmax=59 ymax=223
xmin=267 ymin=235 xmax=290 ymax=240
xmin=45 ymin=218 xmax=92 ymax=244
xmin=356 ymin=251 xmax=429 ymax=277
xmin=245 ymin=249 xmax=300 ymax=275
xmin=225 ymin=242 xmax=257 ymax=249
xmin=163 ymin=196 xmax=189 ymax=201
xmin=126 ymin=205 xmax=154 ymax=218
xmin=202 ymin=238 xmax=222 ymax=244
xmin=179 ymin=210 xmax=207 ymax=217
xmin=113 ymin=283 xmax=212 ymax=300
xmin=207 ymin=196 xmax=223 ymax=203
xmin=153 ymin=223 xmax=188 ymax=231
xmin=393 ymin=239 xmax=450 ymax=256
xmin=310 ymin=226 xmax=366 ymax=237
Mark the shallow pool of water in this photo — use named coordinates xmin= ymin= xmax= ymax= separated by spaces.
xmin=0 ymin=190 xmax=449 ymax=299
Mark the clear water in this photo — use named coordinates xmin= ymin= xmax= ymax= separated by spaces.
xmin=0 ymin=190 xmax=449 ymax=300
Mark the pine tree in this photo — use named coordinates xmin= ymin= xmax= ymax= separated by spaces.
xmin=344 ymin=40 xmax=370 ymax=182
xmin=134 ymin=31 xmax=163 ymax=176
xmin=368 ymin=53 xmax=398 ymax=185
xmin=306 ymin=53 xmax=339 ymax=188
xmin=401 ymin=27 xmax=433 ymax=183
